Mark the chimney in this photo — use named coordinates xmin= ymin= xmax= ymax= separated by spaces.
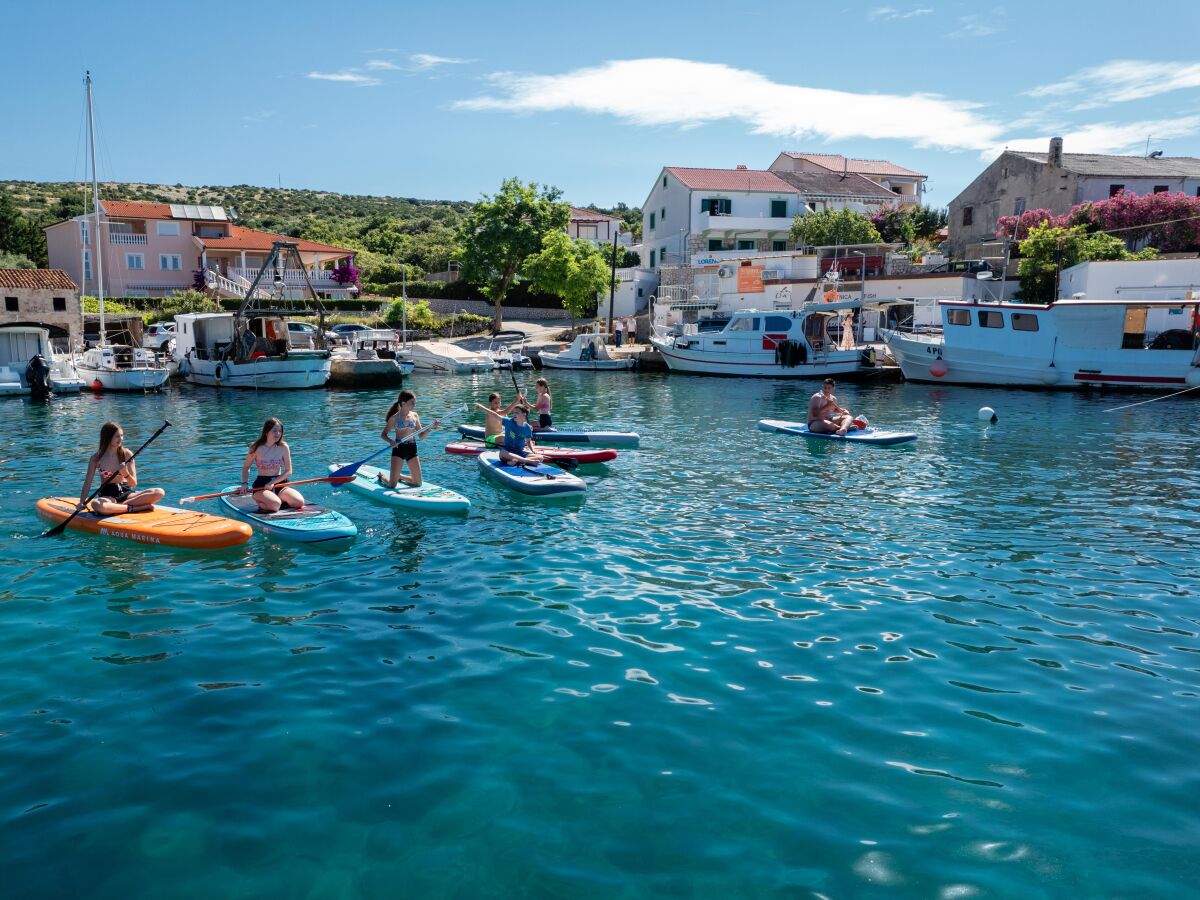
xmin=735 ymin=164 xmax=748 ymax=170
xmin=1048 ymin=136 xmax=1063 ymax=168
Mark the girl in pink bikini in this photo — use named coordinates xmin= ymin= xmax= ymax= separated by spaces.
xmin=237 ymin=418 xmax=304 ymax=513
xmin=79 ymin=421 xmax=165 ymax=515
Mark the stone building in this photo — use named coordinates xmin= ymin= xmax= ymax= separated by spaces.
xmin=0 ymin=268 xmax=82 ymax=344
xmin=946 ymin=137 xmax=1200 ymax=257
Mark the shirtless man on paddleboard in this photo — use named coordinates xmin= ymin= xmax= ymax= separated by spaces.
xmin=807 ymin=378 xmax=855 ymax=435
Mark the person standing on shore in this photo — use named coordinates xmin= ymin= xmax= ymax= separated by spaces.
xmin=614 ymin=317 xmax=624 ymax=347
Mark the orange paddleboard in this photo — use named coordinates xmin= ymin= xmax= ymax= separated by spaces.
xmin=37 ymin=496 xmax=252 ymax=549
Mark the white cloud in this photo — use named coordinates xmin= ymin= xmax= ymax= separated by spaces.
xmin=410 ymin=53 xmax=470 ymax=71
xmin=307 ymin=70 xmax=381 ymax=87
xmin=454 ymin=58 xmax=1006 ymax=151
xmin=983 ymin=116 xmax=1200 ymax=160
xmin=241 ymin=111 xmax=276 ymax=124
xmin=949 ymin=14 xmax=1000 ymax=38
xmin=869 ymin=6 xmax=934 ymax=20
xmin=1027 ymin=59 xmax=1200 ymax=109
xmin=365 ymin=59 xmax=402 ymax=71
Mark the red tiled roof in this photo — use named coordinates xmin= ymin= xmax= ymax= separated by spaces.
xmin=665 ymin=167 xmax=795 ymax=192
xmin=0 ymin=268 xmax=78 ymax=291
xmin=197 ymin=225 xmax=352 ymax=255
xmin=101 ymin=200 xmax=174 ymax=219
xmin=569 ymin=206 xmax=622 ymax=221
xmin=782 ymin=153 xmax=925 ymax=179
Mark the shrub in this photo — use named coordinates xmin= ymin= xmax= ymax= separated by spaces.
xmin=384 ymin=298 xmax=437 ymax=330
xmin=435 ymin=312 xmax=491 ymax=337
xmin=146 ymin=289 xmax=220 ymax=324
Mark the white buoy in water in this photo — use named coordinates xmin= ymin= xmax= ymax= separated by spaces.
xmin=978 ymin=406 xmax=998 ymax=423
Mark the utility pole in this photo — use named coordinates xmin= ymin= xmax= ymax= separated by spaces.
xmin=606 ymin=226 xmax=620 ymax=335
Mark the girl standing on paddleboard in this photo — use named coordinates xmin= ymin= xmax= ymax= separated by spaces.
xmin=239 ymin=418 xmax=304 ymax=513
xmin=532 ymin=378 xmax=553 ymax=430
xmin=79 ymin=421 xmax=165 ymax=515
xmin=380 ymin=390 xmax=438 ymax=488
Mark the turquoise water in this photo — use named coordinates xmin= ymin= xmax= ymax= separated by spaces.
xmin=2 ymin=374 xmax=1198 ymax=898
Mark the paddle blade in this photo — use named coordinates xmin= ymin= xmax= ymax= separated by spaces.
xmin=41 ymin=520 xmax=70 ymax=538
xmin=328 ymin=461 xmax=363 ymax=480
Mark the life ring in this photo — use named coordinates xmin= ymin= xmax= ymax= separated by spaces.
xmin=824 ymin=290 xmax=839 ymax=303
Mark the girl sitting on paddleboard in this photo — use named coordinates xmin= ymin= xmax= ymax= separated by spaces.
xmin=238 ymin=418 xmax=305 ymax=512
xmin=474 ymin=392 xmax=521 ymax=447
xmin=79 ymin=421 xmax=165 ymax=515
xmin=497 ymin=404 xmax=543 ymax=467
xmin=380 ymin=390 xmax=438 ymax=488
xmin=531 ymin=378 xmax=553 ymax=429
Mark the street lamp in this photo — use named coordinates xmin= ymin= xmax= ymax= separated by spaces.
xmin=852 ymin=250 xmax=867 ymax=298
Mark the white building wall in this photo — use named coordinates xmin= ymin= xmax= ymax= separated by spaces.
xmin=642 ymin=171 xmax=693 ymax=267
xmin=1058 ymin=259 xmax=1200 ymax=301
xmin=1076 ymin=177 xmax=1200 ymax=204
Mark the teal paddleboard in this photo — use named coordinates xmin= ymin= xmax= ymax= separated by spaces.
xmin=330 ymin=464 xmax=470 ymax=514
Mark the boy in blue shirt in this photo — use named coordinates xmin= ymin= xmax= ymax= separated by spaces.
xmin=498 ymin=405 xmax=544 ymax=466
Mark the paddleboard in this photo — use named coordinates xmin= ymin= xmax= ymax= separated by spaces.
xmin=757 ymin=419 xmax=917 ymax=446
xmin=445 ymin=441 xmax=618 ymax=464
xmin=458 ymin=424 xmax=639 ymax=448
xmin=329 ymin=463 xmax=470 ymax=514
xmin=476 ymin=451 xmax=587 ymax=496
xmin=219 ymin=488 xmax=357 ymax=542
xmin=36 ymin=496 xmax=252 ymax=549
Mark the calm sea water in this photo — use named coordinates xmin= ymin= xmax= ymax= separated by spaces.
xmin=1 ymin=372 xmax=1198 ymax=898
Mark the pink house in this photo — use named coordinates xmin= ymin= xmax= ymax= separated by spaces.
xmin=45 ymin=200 xmax=356 ymax=299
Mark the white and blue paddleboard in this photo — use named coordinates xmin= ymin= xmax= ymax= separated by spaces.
xmin=757 ymin=419 xmax=917 ymax=446
xmin=330 ymin=464 xmax=470 ymax=514
xmin=219 ymin=488 xmax=357 ymax=542
xmin=476 ymin=451 xmax=587 ymax=497
xmin=459 ymin=424 xmax=639 ymax=448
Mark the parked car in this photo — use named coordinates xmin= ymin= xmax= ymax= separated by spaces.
xmin=143 ymin=323 xmax=176 ymax=352
xmin=927 ymin=259 xmax=993 ymax=275
xmin=287 ymin=321 xmax=320 ymax=349
xmin=329 ymin=323 xmax=374 ymax=338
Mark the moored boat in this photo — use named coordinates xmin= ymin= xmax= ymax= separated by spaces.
xmin=539 ymin=331 xmax=637 ymax=370
xmin=36 ymin=496 xmax=252 ymax=548
xmin=76 ymin=343 xmax=171 ymax=391
xmin=408 ymin=340 xmax=493 ymax=374
xmin=883 ymin=297 xmax=1200 ymax=390
xmin=0 ymin=326 xmax=86 ymax=396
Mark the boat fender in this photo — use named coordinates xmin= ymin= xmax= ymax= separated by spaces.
xmin=930 ymin=359 xmax=948 ymax=378
xmin=178 ymin=355 xmax=190 ymax=377
xmin=978 ymin=406 xmax=998 ymax=423
xmin=860 ymin=347 xmax=877 ymax=367
xmin=91 ymin=379 xmax=103 ymax=392
xmin=216 ymin=361 xmax=230 ymax=382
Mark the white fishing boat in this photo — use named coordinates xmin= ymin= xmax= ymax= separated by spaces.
xmin=882 ymin=297 xmax=1200 ymax=390
xmin=74 ymin=73 xmax=171 ymax=393
xmin=0 ymin=327 xmax=86 ymax=395
xmin=649 ymin=299 xmax=873 ymax=378
xmin=539 ymin=331 xmax=636 ymax=370
xmin=343 ymin=328 xmax=415 ymax=375
xmin=407 ymin=340 xmax=494 ymax=374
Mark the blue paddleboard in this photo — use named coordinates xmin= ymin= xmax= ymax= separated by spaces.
xmin=476 ymin=452 xmax=587 ymax=496
xmin=219 ymin=488 xmax=357 ymax=542
xmin=757 ymin=419 xmax=917 ymax=446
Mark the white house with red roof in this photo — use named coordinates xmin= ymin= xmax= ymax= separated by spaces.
xmin=45 ymin=200 xmax=356 ymax=299
xmin=568 ymin=207 xmax=629 ymax=245
xmin=770 ymin=153 xmax=927 ymax=205
xmin=642 ymin=158 xmax=911 ymax=269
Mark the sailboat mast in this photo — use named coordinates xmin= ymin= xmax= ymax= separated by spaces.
xmin=86 ymin=72 xmax=106 ymax=344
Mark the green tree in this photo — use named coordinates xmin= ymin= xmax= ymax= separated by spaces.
xmin=0 ymin=250 xmax=36 ymax=268
xmin=521 ymin=231 xmax=610 ymax=321
xmin=1016 ymin=222 xmax=1156 ymax=302
xmin=455 ymin=178 xmax=570 ymax=330
xmin=790 ymin=208 xmax=882 ymax=247
xmin=908 ymin=205 xmax=947 ymax=240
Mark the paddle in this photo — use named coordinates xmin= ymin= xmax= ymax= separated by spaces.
xmin=329 ymin=403 xmax=468 ymax=480
xmin=42 ymin=420 xmax=172 ymax=537
xmin=179 ymin=475 xmax=354 ymax=505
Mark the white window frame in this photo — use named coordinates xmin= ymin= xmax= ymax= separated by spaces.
xmin=126 ymin=252 xmax=145 ymax=270
xmin=157 ymin=221 xmax=181 ymax=237
xmin=159 ymin=254 xmax=182 ymax=271
xmin=577 ymin=224 xmax=598 ymax=240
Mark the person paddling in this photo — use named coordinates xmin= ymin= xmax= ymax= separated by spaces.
xmin=498 ymin=404 xmax=544 ymax=467
xmin=531 ymin=378 xmax=553 ymax=430
xmin=79 ymin=421 xmax=165 ymax=515
xmin=807 ymin=378 xmax=856 ymax=436
xmin=238 ymin=417 xmax=305 ymax=512
xmin=379 ymin=389 xmax=438 ymax=488
xmin=473 ymin=391 xmax=521 ymax=448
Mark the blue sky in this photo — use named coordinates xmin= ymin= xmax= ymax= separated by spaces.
xmin=2 ymin=0 xmax=1197 ymax=209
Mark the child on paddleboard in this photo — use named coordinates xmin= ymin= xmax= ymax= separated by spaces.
xmin=531 ymin=378 xmax=553 ymax=430
xmin=79 ymin=421 xmax=165 ymax=515
xmin=380 ymin=390 xmax=438 ymax=488
xmin=238 ymin=417 xmax=305 ymax=512
xmin=497 ymin=404 xmax=543 ymax=467
xmin=474 ymin=391 xmax=521 ymax=447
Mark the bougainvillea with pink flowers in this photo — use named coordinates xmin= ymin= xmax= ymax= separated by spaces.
xmin=330 ymin=258 xmax=359 ymax=286
xmin=997 ymin=191 xmax=1200 ymax=251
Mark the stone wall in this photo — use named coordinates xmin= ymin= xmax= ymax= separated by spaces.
xmin=0 ymin=288 xmax=82 ymax=343
xmin=418 ymin=297 xmax=573 ymax=321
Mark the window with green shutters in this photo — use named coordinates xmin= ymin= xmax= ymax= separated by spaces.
xmin=772 ymin=241 xmax=787 ymax=252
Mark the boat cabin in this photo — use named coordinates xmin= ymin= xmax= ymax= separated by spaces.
xmin=349 ymin=329 xmax=403 ymax=360
xmin=675 ymin=303 xmax=863 ymax=353
xmin=175 ymin=312 xmax=303 ymax=361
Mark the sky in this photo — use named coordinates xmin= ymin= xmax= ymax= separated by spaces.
xmin=1 ymin=0 xmax=1198 ymax=210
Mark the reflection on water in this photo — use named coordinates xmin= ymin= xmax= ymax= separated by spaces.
xmin=0 ymin=374 xmax=1198 ymax=898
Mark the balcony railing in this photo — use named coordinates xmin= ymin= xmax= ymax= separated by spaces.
xmin=110 ymin=233 xmax=148 ymax=245
xmin=230 ymin=267 xmax=339 ymax=286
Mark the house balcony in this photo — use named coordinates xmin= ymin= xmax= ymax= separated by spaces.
xmin=230 ymin=267 xmax=341 ymax=287
xmin=109 ymin=233 xmax=148 ymax=245
xmin=697 ymin=212 xmax=793 ymax=235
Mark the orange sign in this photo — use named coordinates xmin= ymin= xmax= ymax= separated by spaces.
xmin=737 ymin=265 xmax=765 ymax=293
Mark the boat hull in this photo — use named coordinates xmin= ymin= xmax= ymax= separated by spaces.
xmin=650 ymin=337 xmax=866 ymax=378
xmin=538 ymin=352 xmax=635 ymax=370
xmin=76 ymin=364 xmax=171 ymax=391
xmin=180 ymin=355 xmax=331 ymax=389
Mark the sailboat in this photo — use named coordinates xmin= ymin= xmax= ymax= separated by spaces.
xmin=73 ymin=72 xmax=171 ymax=392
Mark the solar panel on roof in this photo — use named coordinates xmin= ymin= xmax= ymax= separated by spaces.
xmin=169 ymin=204 xmax=227 ymax=221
